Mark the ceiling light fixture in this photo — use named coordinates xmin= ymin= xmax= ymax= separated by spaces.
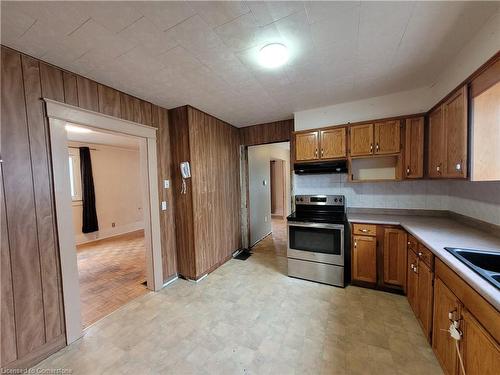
xmin=65 ymin=124 xmax=93 ymax=133
xmin=259 ymin=43 xmax=289 ymax=68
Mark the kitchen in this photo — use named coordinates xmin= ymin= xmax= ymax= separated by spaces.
xmin=1 ymin=1 xmax=499 ymax=374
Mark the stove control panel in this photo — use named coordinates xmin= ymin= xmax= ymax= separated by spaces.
xmin=295 ymin=195 xmax=345 ymax=206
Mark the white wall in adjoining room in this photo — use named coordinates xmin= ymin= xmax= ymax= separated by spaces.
xmin=248 ymin=142 xmax=291 ymax=246
xmin=70 ymin=142 xmax=144 ymax=244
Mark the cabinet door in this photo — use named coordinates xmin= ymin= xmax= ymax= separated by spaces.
xmin=407 ymin=250 xmax=419 ymax=315
xmin=349 ymin=124 xmax=373 ymax=156
xmin=320 ymin=128 xmax=346 ymax=159
xmin=428 ymin=106 xmax=445 ymax=178
xmin=295 ymin=131 xmax=319 ymax=161
xmin=433 ymin=277 xmax=461 ymax=375
xmin=462 ymin=310 xmax=500 ymax=375
xmin=444 ymin=86 xmax=468 ymax=178
xmin=404 ymin=117 xmax=424 ymax=178
xmin=374 ymin=121 xmax=400 ymax=154
xmin=383 ymin=228 xmax=407 ymax=288
xmin=352 ymin=235 xmax=377 ymax=283
xmin=417 ymin=261 xmax=434 ymax=342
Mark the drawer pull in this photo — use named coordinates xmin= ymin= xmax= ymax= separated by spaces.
xmin=418 ymin=252 xmax=423 ymax=257
xmin=360 ymin=229 xmax=369 ymax=233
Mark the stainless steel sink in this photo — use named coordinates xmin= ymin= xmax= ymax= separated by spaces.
xmin=445 ymin=248 xmax=500 ymax=289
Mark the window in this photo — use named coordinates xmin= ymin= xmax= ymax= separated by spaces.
xmin=68 ymin=148 xmax=82 ymax=202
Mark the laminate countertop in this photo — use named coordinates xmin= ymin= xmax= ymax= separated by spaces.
xmin=347 ymin=213 xmax=500 ymax=310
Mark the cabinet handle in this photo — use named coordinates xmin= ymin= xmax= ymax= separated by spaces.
xmin=360 ymin=229 xmax=369 ymax=233
xmin=321 ymin=149 xmax=324 ymax=157
xmin=418 ymin=252 xmax=423 ymax=257
xmin=455 ymin=160 xmax=462 ymax=172
xmin=376 ymin=143 xmax=379 ymax=152
xmin=354 ymin=241 xmax=357 ymax=248
xmin=406 ymin=167 xmax=410 ymax=175
xmin=315 ymin=149 xmax=318 ymax=157
xmin=437 ymin=163 xmax=441 ymax=174
xmin=407 ymin=241 xmax=411 ymax=245
xmin=370 ymin=144 xmax=373 ymax=152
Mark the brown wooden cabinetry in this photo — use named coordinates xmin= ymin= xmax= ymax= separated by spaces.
xmin=404 ymin=116 xmax=424 ymax=178
xmin=295 ymin=127 xmax=347 ymax=161
xmin=352 ymin=235 xmax=377 ymax=283
xmin=443 ymin=86 xmax=468 ymax=178
xmin=383 ymin=228 xmax=407 ymax=288
xmin=428 ymin=85 xmax=468 ymax=179
xmin=462 ymin=310 xmax=500 ymax=375
xmin=295 ymin=131 xmax=319 ymax=160
xmin=374 ymin=120 xmax=400 ymax=154
xmin=407 ymin=249 xmax=419 ymax=314
xmin=349 ymin=123 xmax=374 ymax=156
xmin=432 ymin=277 xmax=461 ymax=375
xmin=320 ymin=128 xmax=346 ymax=159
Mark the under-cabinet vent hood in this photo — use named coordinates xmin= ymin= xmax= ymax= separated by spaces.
xmin=294 ymin=160 xmax=348 ymax=175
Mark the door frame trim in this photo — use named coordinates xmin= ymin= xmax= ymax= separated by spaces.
xmin=45 ymin=99 xmax=163 ymax=344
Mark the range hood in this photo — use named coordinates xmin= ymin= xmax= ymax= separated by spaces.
xmin=294 ymin=160 xmax=348 ymax=175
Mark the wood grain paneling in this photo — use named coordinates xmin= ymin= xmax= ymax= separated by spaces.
xmin=62 ymin=72 xmax=78 ymax=106
xmin=470 ymin=57 xmax=500 ymax=98
xmin=76 ymin=76 xmax=98 ymax=111
xmin=39 ymin=62 xmax=64 ymax=102
xmin=1 ymin=47 xmax=46 ymax=360
xmin=138 ymin=100 xmax=152 ymax=126
xmin=170 ymin=106 xmax=240 ymax=280
xmin=98 ymin=84 xmax=121 ymax=117
xmin=169 ymin=106 xmax=196 ymax=279
xmin=152 ymin=105 xmax=178 ymax=280
xmin=1 ymin=165 xmax=17 ymax=365
xmin=22 ymin=55 xmax=64 ymax=342
xmin=120 ymin=92 xmax=137 ymax=122
xmin=239 ymin=119 xmax=293 ymax=146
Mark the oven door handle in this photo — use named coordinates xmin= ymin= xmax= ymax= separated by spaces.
xmin=288 ymin=222 xmax=345 ymax=230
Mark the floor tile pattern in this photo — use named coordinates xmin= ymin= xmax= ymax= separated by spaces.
xmin=77 ymin=231 xmax=148 ymax=328
xmin=37 ymin=221 xmax=442 ymax=374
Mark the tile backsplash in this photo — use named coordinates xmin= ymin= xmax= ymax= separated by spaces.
xmin=293 ymin=174 xmax=500 ymax=225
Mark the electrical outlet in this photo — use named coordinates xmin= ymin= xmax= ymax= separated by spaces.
xmin=164 ymin=179 xmax=170 ymax=189
xmin=112 ymin=222 xmax=116 ymax=228
xmin=264 ymin=215 xmax=268 ymax=222
xmin=161 ymin=201 xmax=167 ymax=211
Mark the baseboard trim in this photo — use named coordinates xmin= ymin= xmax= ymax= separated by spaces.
xmin=4 ymin=335 xmax=66 ymax=370
xmin=250 ymin=231 xmax=272 ymax=248
xmin=162 ymin=274 xmax=178 ymax=288
xmin=74 ymin=221 xmax=144 ymax=245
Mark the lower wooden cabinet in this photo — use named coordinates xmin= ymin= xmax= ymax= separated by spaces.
xmin=383 ymin=228 xmax=407 ymax=288
xmin=432 ymin=277 xmax=462 ymax=375
xmin=352 ymin=235 xmax=377 ymax=283
xmin=407 ymin=249 xmax=419 ymax=314
xmin=462 ymin=310 xmax=500 ymax=375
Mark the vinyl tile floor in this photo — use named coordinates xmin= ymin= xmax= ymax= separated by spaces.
xmin=77 ymin=231 xmax=148 ymax=328
xmin=36 ymin=220 xmax=442 ymax=374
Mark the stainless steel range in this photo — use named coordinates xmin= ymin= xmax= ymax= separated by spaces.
xmin=287 ymin=195 xmax=348 ymax=287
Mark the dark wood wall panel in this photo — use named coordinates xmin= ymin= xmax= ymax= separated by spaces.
xmin=1 ymin=47 xmax=46 ymax=360
xmin=76 ymin=76 xmax=98 ymax=112
xmin=152 ymin=106 xmax=178 ymax=280
xmin=1 ymin=166 xmax=17 ymax=365
xmin=62 ymin=72 xmax=78 ymax=106
xmin=98 ymin=84 xmax=121 ymax=117
xmin=21 ymin=55 xmax=64 ymax=341
xmin=239 ymin=119 xmax=294 ymax=146
xmin=138 ymin=101 xmax=152 ymax=126
xmin=170 ymin=106 xmax=240 ymax=280
xmin=120 ymin=92 xmax=136 ymax=121
xmin=169 ymin=106 xmax=196 ymax=279
xmin=39 ymin=62 xmax=64 ymax=102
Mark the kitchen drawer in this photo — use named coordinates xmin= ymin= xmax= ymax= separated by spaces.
xmin=352 ymin=223 xmax=377 ymax=237
xmin=407 ymin=235 xmax=418 ymax=254
xmin=417 ymin=243 xmax=434 ymax=269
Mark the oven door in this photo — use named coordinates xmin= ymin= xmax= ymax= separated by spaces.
xmin=287 ymin=222 xmax=344 ymax=266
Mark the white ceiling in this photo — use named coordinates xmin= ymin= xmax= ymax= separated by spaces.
xmin=2 ymin=1 xmax=497 ymax=126
xmin=66 ymin=124 xmax=140 ymax=149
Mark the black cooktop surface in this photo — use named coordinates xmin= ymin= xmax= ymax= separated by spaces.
xmin=287 ymin=212 xmax=347 ymax=224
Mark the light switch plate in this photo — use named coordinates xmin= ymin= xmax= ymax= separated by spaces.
xmin=161 ymin=201 xmax=167 ymax=211
xmin=164 ymin=179 xmax=170 ymax=189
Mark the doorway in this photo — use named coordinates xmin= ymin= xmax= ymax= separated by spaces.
xmin=244 ymin=142 xmax=291 ymax=254
xmin=46 ymin=99 xmax=163 ymax=344
xmin=66 ymin=128 xmax=148 ymax=328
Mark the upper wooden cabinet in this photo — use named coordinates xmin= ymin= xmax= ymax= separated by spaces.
xmin=428 ymin=105 xmax=445 ymax=177
xmin=383 ymin=228 xmax=407 ymax=288
xmin=295 ymin=131 xmax=319 ymax=161
xmin=349 ymin=123 xmax=374 ymax=156
xmin=320 ymin=128 xmax=346 ymax=159
xmin=295 ymin=127 xmax=347 ymax=161
xmin=443 ymin=86 xmax=468 ymax=178
xmin=428 ymin=85 xmax=468 ymax=179
xmin=404 ymin=117 xmax=424 ymax=178
xmin=374 ymin=120 xmax=400 ymax=154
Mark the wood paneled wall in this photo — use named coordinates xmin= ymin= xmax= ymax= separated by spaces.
xmin=0 ymin=45 xmax=177 ymax=368
xmin=169 ymin=106 xmax=241 ymax=280
xmin=239 ymin=119 xmax=294 ymax=146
